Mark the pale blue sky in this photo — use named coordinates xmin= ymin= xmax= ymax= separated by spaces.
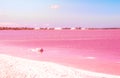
xmin=0 ymin=0 xmax=120 ymax=28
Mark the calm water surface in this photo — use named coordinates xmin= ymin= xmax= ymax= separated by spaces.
xmin=0 ymin=30 xmax=120 ymax=75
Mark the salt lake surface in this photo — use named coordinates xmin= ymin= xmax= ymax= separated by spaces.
xmin=0 ymin=30 xmax=120 ymax=75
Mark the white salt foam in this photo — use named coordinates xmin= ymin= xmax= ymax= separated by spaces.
xmin=0 ymin=54 xmax=119 ymax=78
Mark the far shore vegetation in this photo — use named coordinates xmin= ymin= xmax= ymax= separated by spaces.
xmin=0 ymin=27 xmax=120 ymax=30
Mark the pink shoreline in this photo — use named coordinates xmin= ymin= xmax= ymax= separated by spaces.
xmin=1 ymin=54 xmax=120 ymax=78
xmin=1 ymin=44 xmax=120 ymax=75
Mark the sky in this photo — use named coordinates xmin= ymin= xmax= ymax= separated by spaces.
xmin=0 ymin=0 xmax=120 ymax=28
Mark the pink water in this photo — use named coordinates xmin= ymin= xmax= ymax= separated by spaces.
xmin=0 ymin=30 xmax=120 ymax=75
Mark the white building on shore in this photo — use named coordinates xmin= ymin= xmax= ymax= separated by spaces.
xmin=34 ymin=27 xmax=40 ymax=30
xmin=71 ymin=27 xmax=75 ymax=30
xmin=54 ymin=27 xmax=62 ymax=30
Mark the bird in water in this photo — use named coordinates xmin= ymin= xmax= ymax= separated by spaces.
xmin=31 ymin=48 xmax=44 ymax=54
xmin=39 ymin=48 xmax=44 ymax=54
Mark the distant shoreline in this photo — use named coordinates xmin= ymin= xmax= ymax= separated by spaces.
xmin=0 ymin=27 xmax=120 ymax=30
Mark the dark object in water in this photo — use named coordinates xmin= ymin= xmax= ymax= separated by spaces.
xmin=39 ymin=48 xmax=44 ymax=53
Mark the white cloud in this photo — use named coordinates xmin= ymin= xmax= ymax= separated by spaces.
xmin=50 ymin=4 xmax=60 ymax=9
